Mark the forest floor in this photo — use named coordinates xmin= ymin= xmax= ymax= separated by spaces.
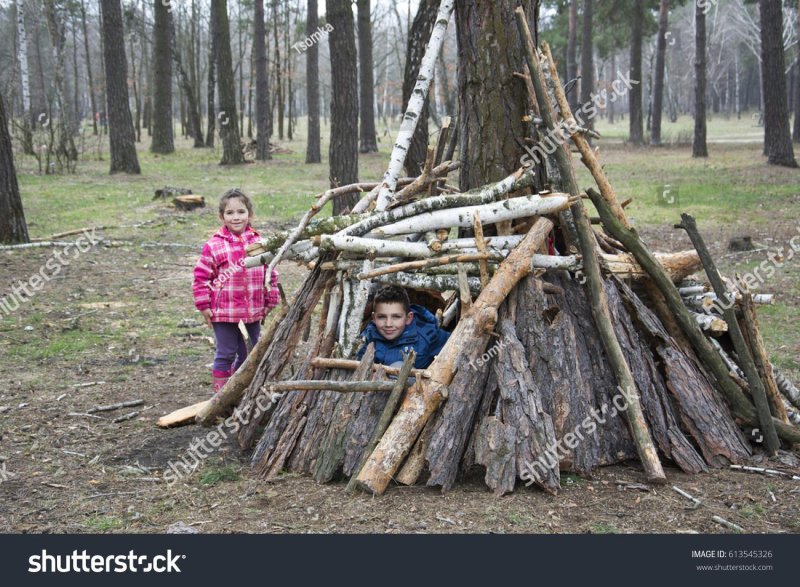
xmin=2 ymin=119 xmax=800 ymax=534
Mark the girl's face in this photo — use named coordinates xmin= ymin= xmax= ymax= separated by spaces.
xmin=220 ymin=197 xmax=251 ymax=235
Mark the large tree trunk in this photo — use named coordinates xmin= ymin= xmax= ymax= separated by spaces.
xmin=580 ymin=0 xmax=594 ymax=135
xmin=100 ymin=0 xmax=140 ymax=174
xmin=357 ymin=0 xmax=378 ymax=153
xmin=456 ymin=0 xmax=540 ymax=191
xmin=760 ymin=0 xmax=797 ymax=167
xmin=794 ymin=0 xmax=800 ymax=143
xmin=629 ymin=0 xmax=644 ymax=145
xmin=169 ymin=8 xmax=203 ymax=148
xmin=212 ymin=0 xmax=244 ymax=165
xmin=151 ymin=0 xmax=174 ymax=154
xmin=305 ymin=0 xmax=321 ymax=163
xmin=401 ymin=0 xmax=439 ymax=176
xmin=0 ymin=95 xmax=29 ymax=244
xmin=650 ymin=0 xmax=668 ymax=146
xmin=327 ymin=0 xmax=359 ymax=213
xmin=692 ymin=0 xmax=708 ymax=158
xmin=254 ymin=0 xmax=271 ymax=160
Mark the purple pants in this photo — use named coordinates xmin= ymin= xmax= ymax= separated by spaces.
xmin=212 ymin=321 xmax=261 ymax=374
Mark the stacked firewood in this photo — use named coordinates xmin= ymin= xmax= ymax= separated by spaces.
xmin=160 ymin=2 xmax=800 ymax=496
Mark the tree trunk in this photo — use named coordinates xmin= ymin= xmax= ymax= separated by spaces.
xmin=580 ymin=0 xmax=594 ymax=136
xmin=78 ymin=0 xmax=98 ymax=137
xmin=650 ymin=0 xmax=668 ymax=146
xmin=15 ymin=0 xmax=34 ymax=153
xmin=169 ymin=9 xmax=203 ymax=147
xmin=327 ymin=0 xmax=359 ymax=213
xmin=205 ymin=4 xmax=216 ymax=148
xmin=567 ymin=0 xmax=578 ymax=114
xmin=629 ymin=0 xmax=644 ymax=145
xmin=212 ymin=0 xmax=244 ymax=165
xmin=401 ymin=0 xmax=438 ymax=176
xmin=0 ymin=94 xmax=29 ymax=244
xmin=692 ymin=0 xmax=708 ymax=158
xmin=151 ymin=0 xmax=174 ymax=154
xmin=254 ymin=0 xmax=271 ymax=160
xmin=272 ymin=0 xmax=283 ymax=141
xmin=760 ymin=0 xmax=797 ymax=166
xmin=456 ymin=0 xmax=540 ymax=191
xmin=100 ymin=0 xmax=140 ymax=174
xmin=305 ymin=0 xmax=321 ymax=163
xmin=794 ymin=0 xmax=800 ymax=143
xmin=358 ymin=0 xmax=378 ymax=153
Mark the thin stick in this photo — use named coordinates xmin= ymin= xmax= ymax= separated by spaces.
xmin=712 ymin=515 xmax=744 ymax=533
xmin=310 ymin=357 xmax=431 ymax=379
xmin=87 ymin=399 xmax=144 ymax=414
xmin=356 ymin=253 xmax=494 ymax=280
xmin=261 ymin=380 xmax=396 ymax=393
xmin=729 ymin=464 xmax=800 ymax=481
xmin=672 ymin=485 xmax=702 ymax=506
xmin=112 ymin=411 xmax=141 ymax=423
xmin=472 ymin=211 xmax=490 ymax=288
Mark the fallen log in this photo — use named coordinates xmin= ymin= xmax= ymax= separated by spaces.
xmin=157 ymin=400 xmax=212 ymax=428
xmin=172 ymin=195 xmax=205 ymax=211
xmin=599 ymin=250 xmax=701 ymax=283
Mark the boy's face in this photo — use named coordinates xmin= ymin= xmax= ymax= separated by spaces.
xmin=372 ymin=302 xmax=413 ymax=341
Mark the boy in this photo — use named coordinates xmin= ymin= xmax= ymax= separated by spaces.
xmin=357 ymin=285 xmax=450 ymax=369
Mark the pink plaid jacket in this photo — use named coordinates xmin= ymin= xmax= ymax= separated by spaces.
xmin=193 ymin=225 xmax=279 ymax=323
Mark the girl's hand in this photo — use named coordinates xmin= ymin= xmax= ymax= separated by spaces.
xmin=200 ymin=309 xmax=213 ymax=328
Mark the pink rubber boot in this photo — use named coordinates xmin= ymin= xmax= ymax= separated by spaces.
xmin=212 ymin=369 xmax=233 ymax=393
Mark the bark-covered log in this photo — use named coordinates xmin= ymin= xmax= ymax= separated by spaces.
xmin=237 ymin=261 xmax=335 ymax=448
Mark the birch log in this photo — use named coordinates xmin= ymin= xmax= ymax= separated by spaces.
xmin=368 ymin=194 xmax=573 ymax=237
xmin=374 ymin=0 xmax=457 ymax=211
xmin=355 ymin=217 xmax=555 ymax=495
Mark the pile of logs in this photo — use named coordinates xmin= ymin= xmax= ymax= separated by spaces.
xmin=160 ymin=3 xmax=799 ymax=495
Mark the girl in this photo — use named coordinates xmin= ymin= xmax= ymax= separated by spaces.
xmin=193 ymin=189 xmax=279 ymax=392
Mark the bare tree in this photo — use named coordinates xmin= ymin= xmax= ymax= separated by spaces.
xmin=650 ymin=0 xmax=668 ymax=146
xmin=151 ymin=0 xmax=175 ymax=154
xmin=100 ymin=0 xmax=140 ymax=174
xmin=15 ymin=0 xmax=34 ymax=153
xmin=78 ymin=0 xmax=98 ymax=136
xmin=327 ymin=0 xmax=359 ymax=213
xmin=305 ymin=0 xmax=321 ymax=163
xmin=254 ymin=0 xmax=271 ymax=160
xmin=358 ymin=0 xmax=378 ymax=153
xmin=212 ymin=0 xmax=244 ymax=165
xmin=580 ymin=0 xmax=594 ymax=135
xmin=206 ymin=2 xmax=217 ymax=148
xmin=629 ymin=0 xmax=644 ymax=145
xmin=0 ymin=94 xmax=29 ymax=244
xmin=693 ymin=0 xmax=708 ymax=157
xmin=169 ymin=7 xmax=203 ymax=147
xmin=795 ymin=0 xmax=800 ymax=143
xmin=760 ymin=0 xmax=796 ymax=166
xmin=567 ymin=0 xmax=579 ymax=113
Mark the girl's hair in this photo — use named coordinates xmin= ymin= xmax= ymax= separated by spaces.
xmin=218 ymin=188 xmax=254 ymax=217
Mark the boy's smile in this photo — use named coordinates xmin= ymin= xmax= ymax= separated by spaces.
xmin=372 ymin=302 xmax=413 ymax=341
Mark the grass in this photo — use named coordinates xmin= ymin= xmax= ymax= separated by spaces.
xmin=84 ymin=515 xmax=125 ymax=532
xmin=199 ymin=463 xmax=241 ymax=486
xmin=589 ymin=522 xmax=620 ymax=534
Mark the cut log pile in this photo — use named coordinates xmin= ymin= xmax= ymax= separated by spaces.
xmin=160 ymin=4 xmax=799 ymax=495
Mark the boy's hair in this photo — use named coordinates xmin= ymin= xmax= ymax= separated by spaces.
xmin=219 ymin=188 xmax=254 ymax=217
xmin=373 ymin=285 xmax=410 ymax=314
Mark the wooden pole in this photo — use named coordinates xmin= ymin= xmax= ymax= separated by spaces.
xmin=516 ymin=8 xmax=665 ymax=483
xmin=676 ymin=213 xmax=779 ymax=454
xmin=260 ymin=380 xmax=396 ymax=393
xmin=310 ymin=357 xmax=431 ymax=379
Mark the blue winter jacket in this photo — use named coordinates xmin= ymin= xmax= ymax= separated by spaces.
xmin=357 ymin=304 xmax=450 ymax=369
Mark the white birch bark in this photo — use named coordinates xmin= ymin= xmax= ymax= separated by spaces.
xmin=368 ymin=194 xmax=572 ymax=236
xmin=16 ymin=0 xmax=31 ymax=124
xmin=374 ymin=0 xmax=457 ymax=211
